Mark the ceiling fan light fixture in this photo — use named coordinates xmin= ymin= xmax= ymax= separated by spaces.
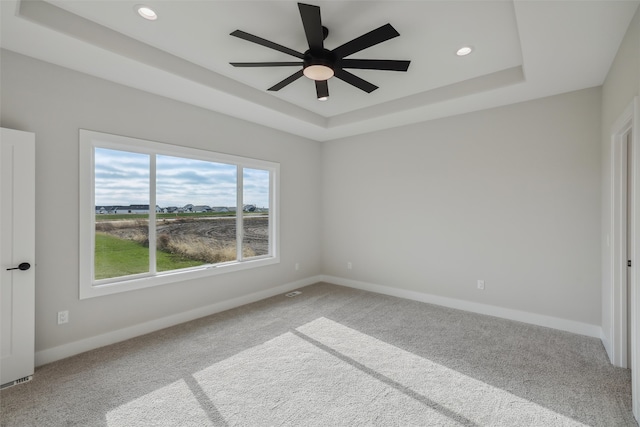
xmin=303 ymin=64 xmax=334 ymax=81
xmin=135 ymin=5 xmax=158 ymax=21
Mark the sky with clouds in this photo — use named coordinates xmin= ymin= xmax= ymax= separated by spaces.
xmin=94 ymin=148 xmax=269 ymax=208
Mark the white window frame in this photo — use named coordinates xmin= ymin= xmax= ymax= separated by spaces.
xmin=79 ymin=129 xmax=279 ymax=299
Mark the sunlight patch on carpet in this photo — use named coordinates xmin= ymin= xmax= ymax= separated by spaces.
xmin=296 ymin=317 xmax=589 ymax=426
xmin=193 ymin=331 xmax=452 ymax=425
xmin=105 ymin=317 xmax=591 ymax=426
xmin=106 ymin=379 xmax=211 ymax=426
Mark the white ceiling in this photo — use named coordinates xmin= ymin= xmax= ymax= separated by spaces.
xmin=1 ymin=0 xmax=638 ymax=141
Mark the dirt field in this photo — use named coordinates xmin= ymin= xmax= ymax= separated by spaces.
xmin=98 ymin=216 xmax=269 ymax=257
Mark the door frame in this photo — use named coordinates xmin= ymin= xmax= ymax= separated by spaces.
xmin=610 ymin=96 xmax=639 ymax=417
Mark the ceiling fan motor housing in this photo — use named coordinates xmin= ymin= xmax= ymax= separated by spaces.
xmin=303 ymin=49 xmax=336 ymax=80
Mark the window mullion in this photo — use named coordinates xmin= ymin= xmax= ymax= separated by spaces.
xmin=149 ymin=154 xmax=157 ymax=274
xmin=237 ymin=166 xmax=244 ymax=262
xmin=269 ymin=169 xmax=275 ymax=257
xmin=90 ymin=145 xmax=97 ymax=283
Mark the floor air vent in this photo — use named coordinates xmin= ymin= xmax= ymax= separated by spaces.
xmin=1 ymin=375 xmax=33 ymax=390
xmin=285 ymin=291 xmax=302 ymax=298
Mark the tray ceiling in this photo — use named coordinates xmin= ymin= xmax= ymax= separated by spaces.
xmin=1 ymin=0 xmax=638 ymax=141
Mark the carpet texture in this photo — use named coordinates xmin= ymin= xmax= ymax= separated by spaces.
xmin=0 ymin=282 xmax=635 ymax=426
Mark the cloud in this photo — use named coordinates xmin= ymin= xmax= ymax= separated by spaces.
xmin=95 ymin=149 xmax=149 ymax=205
xmin=94 ymin=149 xmax=269 ymax=208
xmin=243 ymin=168 xmax=270 ymax=208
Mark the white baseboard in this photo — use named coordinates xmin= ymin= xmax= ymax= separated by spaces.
xmin=35 ymin=276 xmax=323 ymax=366
xmin=602 ymin=334 xmax=613 ymax=363
xmin=320 ymin=275 xmax=603 ymax=339
xmin=36 ymin=274 xmax=603 ymax=366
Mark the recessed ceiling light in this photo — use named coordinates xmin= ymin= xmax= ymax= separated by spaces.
xmin=135 ymin=5 xmax=157 ymax=21
xmin=456 ymin=46 xmax=473 ymax=56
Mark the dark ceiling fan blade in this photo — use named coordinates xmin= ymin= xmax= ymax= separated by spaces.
xmin=339 ymin=59 xmax=410 ymax=72
xmin=332 ymin=24 xmax=400 ymax=59
xmin=268 ymin=70 xmax=304 ymax=91
xmin=230 ymin=30 xmax=304 ymax=59
xmin=334 ymin=69 xmax=378 ymax=93
xmin=298 ymin=3 xmax=324 ymax=51
xmin=230 ymin=62 xmax=303 ymax=67
xmin=315 ymin=80 xmax=329 ymax=99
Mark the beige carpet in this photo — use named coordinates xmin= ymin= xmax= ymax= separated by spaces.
xmin=0 ymin=282 xmax=636 ymax=426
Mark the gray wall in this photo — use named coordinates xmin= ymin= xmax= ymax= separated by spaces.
xmin=600 ymin=6 xmax=640 ymax=350
xmin=321 ymin=87 xmax=602 ymax=325
xmin=0 ymin=36 xmax=617 ymax=355
xmin=0 ymin=50 xmax=322 ymax=353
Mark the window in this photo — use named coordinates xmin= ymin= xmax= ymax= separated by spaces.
xmin=79 ymin=130 xmax=279 ymax=299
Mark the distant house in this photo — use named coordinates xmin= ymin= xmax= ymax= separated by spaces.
xmin=193 ymin=205 xmax=211 ymax=213
xmin=126 ymin=205 xmax=150 ymax=214
xmin=183 ymin=204 xmax=194 ymax=212
xmin=94 ymin=205 xmax=150 ymax=214
xmin=211 ymin=207 xmax=229 ymax=213
xmin=95 ymin=205 xmax=118 ymax=214
xmin=243 ymin=204 xmax=256 ymax=212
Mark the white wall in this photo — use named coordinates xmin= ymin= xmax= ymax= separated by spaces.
xmin=0 ymin=50 xmax=322 ymax=356
xmin=600 ymin=6 xmax=640 ymax=356
xmin=0 ymin=36 xmax=621 ymax=361
xmin=322 ymin=87 xmax=602 ymax=326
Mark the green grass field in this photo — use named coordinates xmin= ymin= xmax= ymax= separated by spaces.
xmin=94 ymin=232 xmax=204 ymax=280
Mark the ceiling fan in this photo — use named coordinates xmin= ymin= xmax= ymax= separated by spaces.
xmin=229 ymin=2 xmax=411 ymax=101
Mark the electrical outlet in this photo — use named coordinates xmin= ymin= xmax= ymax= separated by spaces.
xmin=477 ymin=280 xmax=485 ymax=290
xmin=347 ymin=262 xmax=352 ymax=270
xmin=57 ymin=310 xmax=69 ymax=325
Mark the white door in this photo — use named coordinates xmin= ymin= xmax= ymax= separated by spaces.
xmin=0 ymin=127 xmax=35 ymax=387
xmin=629 ymin=130 xmax=634 ymax=367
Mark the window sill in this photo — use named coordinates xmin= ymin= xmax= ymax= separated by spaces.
xmin=79 ymin=256 xmax=279 ymax=299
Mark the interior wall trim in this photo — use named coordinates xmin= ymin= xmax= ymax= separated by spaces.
xmin=36 ymin=274 xmax=603 ymax=367
xmin=321 ymin=275 xmax=603 ymax=339
xmin=34 ymin=276 xmax=322 ymax=367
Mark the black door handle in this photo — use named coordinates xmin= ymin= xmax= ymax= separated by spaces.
xmin=6 ymin=262 xmax=30 ymax=271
